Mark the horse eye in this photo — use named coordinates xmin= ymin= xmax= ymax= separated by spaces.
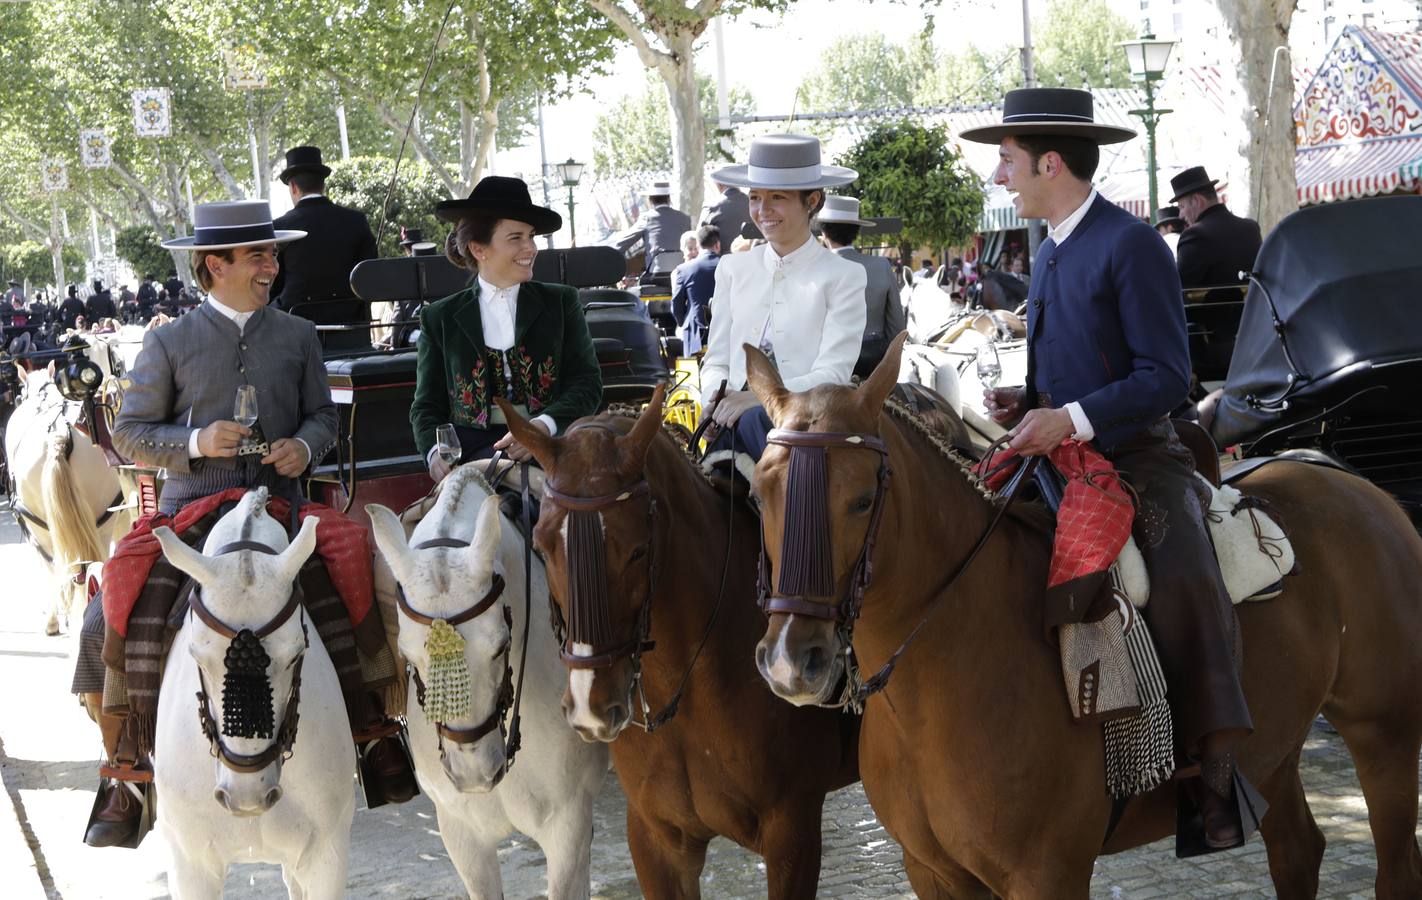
xmin=629 ymin=545 xmax=649 ymax=563
xmin=850 ymin=495 xmax=874 ymax=514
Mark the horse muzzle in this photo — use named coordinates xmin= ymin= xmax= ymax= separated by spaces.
xmin=756 ymin=614 xmax=845 ymax=706
xmin=213 ymin=765 xmax=283 ymax=817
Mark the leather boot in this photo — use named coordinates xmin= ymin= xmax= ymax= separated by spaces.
xmin=83 ymin=780 xmax=140 ymax=848
xmin=1199 ymin=751 xmax=1244 ymax=850
xmin=362 ymin=736 xmax=418 ymax=805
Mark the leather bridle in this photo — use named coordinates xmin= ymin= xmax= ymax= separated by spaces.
xmin=191 ymin=539 xmax=308 ymax=775
xmin=397 ymin=545 xmax=519 ymax=765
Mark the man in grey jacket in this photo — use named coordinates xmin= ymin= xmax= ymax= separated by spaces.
xmin=615 ymin=180 xmax=692 ymax=277
xmin=115 ymin=200 xmax=337 ymax=514
xmin=700 ymin=180 xmax=751 ymax=245
xmin=819 ymin=195 xmax=905 ymax=377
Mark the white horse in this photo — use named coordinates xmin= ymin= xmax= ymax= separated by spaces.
xmin=152 ymin=488 xmax=354 ymax=900
xmin=4 ymin=367 xmax=127 ymax=633
xmin=368 ymin=466 xmax=606 ymax=900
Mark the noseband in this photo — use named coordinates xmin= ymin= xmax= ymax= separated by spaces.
xmin=397 ymin=538 xmax=519 ymax=765
xmin=191 ymin=540 xmax=308 ymax=775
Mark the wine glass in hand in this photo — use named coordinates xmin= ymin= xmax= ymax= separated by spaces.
xmin=976 ymin=342 xmax=1002 ymax=389
xmin=434 ymin=424 xmax=462 ymax=469
xmin=233 ymin=385 xmax=259 ymax=428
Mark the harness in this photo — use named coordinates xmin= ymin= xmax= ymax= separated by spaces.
xmin=758 ymin=427 xmax=1036 ymax=711
xmin=191 ymin=539 xmax=308 ymax=775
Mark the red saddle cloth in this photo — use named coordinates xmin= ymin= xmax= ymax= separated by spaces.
xmin=102 ymin=488 xmax=373 ymax=637
xmin=976 ymin=440 xmax=1135 ymax=606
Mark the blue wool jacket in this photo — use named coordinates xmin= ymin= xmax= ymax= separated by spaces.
xmin=1026 ymin=194 xmax=1191 ymax=450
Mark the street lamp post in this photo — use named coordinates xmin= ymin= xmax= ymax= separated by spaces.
xmin=1119 ymin=32 xmax=1176 ymax=224
xmin=555 ymin=158 xmax=585 ymax=247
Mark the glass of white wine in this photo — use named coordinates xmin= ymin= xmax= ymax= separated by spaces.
xmin=434 ymin=423 xmax=461 ymax=469
xmin=976 ymin=342 xmax=1002 ymax=389
xmin=233 ymin=385 xmax=258 ymax=428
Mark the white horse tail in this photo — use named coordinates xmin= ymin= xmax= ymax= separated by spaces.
xmin=40 ymin=428 xmax=104 ymax=578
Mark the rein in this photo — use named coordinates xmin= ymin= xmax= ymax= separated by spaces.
xmin=191 ymin=540 xmax=308 ymax=775
xmin=760 ymin=426 xmax=1037 ymax=710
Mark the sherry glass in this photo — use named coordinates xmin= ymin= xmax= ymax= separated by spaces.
xmin=233 ymin=385 xmax=259 ymax=428
xmin=975 ymin=342 xmax=1002 ymax=389
xmin=434 ymin=424 xmax=462 ymax=469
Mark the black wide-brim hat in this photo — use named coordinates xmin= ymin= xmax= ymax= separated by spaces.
xmin=435 ymin=175 xmax=562 ymax=235
xmin=1154 ymin=206 xmax=1185 ymax=228
xmin=1168 ymin=166 xmax=1220 ymax=203
xmin=398 ymin=227 xmax=425 ymax=247
xmin=278 ymin=145 xmax=332 ymax=184
xmin=959 ymin=88 xmax=1136 ymax=145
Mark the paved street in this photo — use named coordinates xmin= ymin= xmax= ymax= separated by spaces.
xmin=0 ymin=497 xmax=1411 ymax=899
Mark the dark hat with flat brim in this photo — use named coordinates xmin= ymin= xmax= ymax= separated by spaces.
xmin=958 ymin=88 xmax=1136 ymax=145
xmin=1168 ymin=166 xmax=1220 ymax=203
xmin=1154 ymin=206 xmax=1185 ymax=228
xmin=711 ymin=134 xmax=857 ymax=191
xmin=278 ymin=145 xmax=332 ymax=184
xmin=398 ymin=227 xmax=425 ymax=247
xmin=161 ymin=200 xmax=306 ymax=250
xmin=435 ymin=175 xmax=562 ymax=234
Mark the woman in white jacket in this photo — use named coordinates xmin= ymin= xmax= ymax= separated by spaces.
xmin=701 ymin=134 xmax=868 ymax=462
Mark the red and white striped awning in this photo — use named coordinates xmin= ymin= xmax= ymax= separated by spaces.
xmin=1295 ymin=135 xmax=1422 ymax=205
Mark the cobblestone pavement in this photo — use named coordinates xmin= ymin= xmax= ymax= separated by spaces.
xmin=0 ymin=499 xmax=1413 ymax=898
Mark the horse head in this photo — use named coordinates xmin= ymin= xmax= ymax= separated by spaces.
xmin=368 ymin=474 xmax=512 ymax=792
xmin=153 ymin=488 xmax=319 ymax=816
xmin=746 ymin=334 xmax=908 ymax=707
xmin=498 ymin=384 xmax=666 ymax=743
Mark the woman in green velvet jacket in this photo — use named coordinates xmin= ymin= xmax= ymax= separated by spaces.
xmin=410 ymin=176 xmax=602 ymax=479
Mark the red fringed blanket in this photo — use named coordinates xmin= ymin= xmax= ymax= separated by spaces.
xmin=103 ymin=488 xmax=373 ymax=636
xmin=977 ymin=440 xmax=1135 ymax=624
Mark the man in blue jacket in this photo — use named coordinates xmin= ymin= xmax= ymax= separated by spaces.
xmin=671 ymin=224 xmax=720 ymax=355
xmin=963 ymin=88 xmax=1259 ymax=854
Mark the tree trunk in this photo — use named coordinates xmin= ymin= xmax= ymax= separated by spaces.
xmin=658 ymin=33 xmax=705 ymax=217
xmin=371 ymin=98 xmax=463 ymax=196
xmin=1216 ymin=0 xmax=1299 ymax=235
xmin=49 ymin=198 xmax=65 ymax=291
xmin=195 ymin=142 xmax=249 ymax=200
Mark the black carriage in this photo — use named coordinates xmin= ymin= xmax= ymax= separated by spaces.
xmin=310 ymin=245 xmax=667 ymax=523
xmin=1210 ymin=195 xmax=1422 ymax=526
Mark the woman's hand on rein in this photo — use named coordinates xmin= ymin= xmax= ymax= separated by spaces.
xmin=709 ymin=389 xmax=759 ymax=427
xmin=493 ymin=418 xmax=550 ymax=462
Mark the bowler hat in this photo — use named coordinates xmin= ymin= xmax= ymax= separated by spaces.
xmin=817 ymin=195 xmax=875 ymax=228
xmin=435 ymin=176 xmax=562 ymax=234
xmin=398 ymin=227 xmax=425 ymax=248
xmin=958 ymin=88 xmax=1136 ymax=145
xmin=1168 ymin=166 xmax=1220 ymax=203
xmin=711 ymin=134 xmax=857 ymax=191
xmin=1154 ymin=206 xmax=1185 ymax=229
xmin=278 ymin=146 xmax=332 ymax=184
xmin=161 ymin=201 xmax=306 ymax=250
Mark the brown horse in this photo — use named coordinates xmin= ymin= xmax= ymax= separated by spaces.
xmin=745 ymin=335 xmax=1422 ymax=898
xmin=499 ymin=389 xmax=859 ymax=899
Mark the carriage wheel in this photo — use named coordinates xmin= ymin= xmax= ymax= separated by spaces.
xmin=664 ymin=420 xmax=694 ymax=451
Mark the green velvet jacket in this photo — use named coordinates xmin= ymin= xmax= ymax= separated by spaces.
xmin=410 ymin=280 xmax=602 ymax=457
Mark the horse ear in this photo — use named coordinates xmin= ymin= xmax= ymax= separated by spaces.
xmin=615 ymin=382 xmax=665 ymax=473
xmin=466 ymin=494 xmax=503 ymax=575
xmin=273 ymin=515 xmax=320 ymax=586
xmin=744 ymin=342 xmax=789 ymax=424
xmin=858 ymin=331 xmax=908 ymax=414
xmin=366 ymin=504 xmax=414 ymax=585
xmin=154 ymin=526 xmax=218 ymax=586
xmin=495 ymin=398 xmax=558 ymax=469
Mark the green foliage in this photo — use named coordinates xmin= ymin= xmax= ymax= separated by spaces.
xmin=797 ymin=33 xmax=933 ymax=114
xmin=592 ymin=74 xmax=754 ymax=179
xmin=915 ymin=45 xmax=1020 ymax=107
xmin=1033 ymin=0 xmax=1136 ymax=90
xmin=114 ymin=226 xmax=172 ymax=279
xmin=1 ymin=241 xmax=84 ymax=287
xmin=836 ymin=121 xmax=984 ymax=256
xmin=324 ymin=156 xmax=450 ymax=258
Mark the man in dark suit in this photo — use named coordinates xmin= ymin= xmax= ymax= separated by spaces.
xmin=699 ymin=180 xmax=751 ymax=246
xmin=59 ymin=285 xmax=85 ymax=330
xmin=271 ymin=146 xmax=378 ymax=351
xmin=164 ymin=270 xmax=184 ymax=304
xmin=85 ymin=279 xmax=117 ymax=322
xmin=615 ymin=180 xmax=691 ymax=278
xmin=671 ymin=224 xmax=720 ymax=355
xmin=137 ymin=274 xmax=158 ymax=320
xmin=1170 ymin=166 xmax=1262 ymax=289
xmin=818 ymin=195 xmax=905 ymax=376
xmin=963 ymin=88 xmax=1259 ymax=854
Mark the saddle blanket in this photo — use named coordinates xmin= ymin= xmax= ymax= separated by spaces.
xmin=1116 ymin=475 xmax=1295 ymax=608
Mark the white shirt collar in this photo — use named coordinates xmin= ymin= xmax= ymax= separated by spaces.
xmin=1048 ymin=188 xmax=1098 ymax=245
xmin=205 ymin=295 xmax=257 ymax=333
xmin=761 ymin=234 xmax=819 ymax=272
xmin=297 ymin=193 xmax=325 ymax=202
xmin=477 ymin=275 xmax=519 ymax=299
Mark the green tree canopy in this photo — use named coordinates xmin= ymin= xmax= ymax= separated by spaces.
xmin=2 ymin=241 xmax=84 ymax=288
xmin=836 ymin=121 xmax=983 ymax=258
xmin=324 ymin=156 xmax=450 ymax=258
xmin=114 ymin=226 xmax=172 ymax=279
xmin=796 ymin=33 xmax=934 ymax=114
xmin=592 ymin=74 xmax=754 ymax=179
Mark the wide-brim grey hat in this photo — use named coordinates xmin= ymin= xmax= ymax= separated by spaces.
xmin=818 ymin=194 xmax=875 ymax=228
xmin=162 ymin=201 xmax=306 ymax=250
xmin=711 ymin=134 xmax=857 ymax=191
xmin=959 ymin=88 xmax=1136 ymax=145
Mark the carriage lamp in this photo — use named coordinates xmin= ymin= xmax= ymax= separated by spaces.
xmin=56 ymin=356 xmax=104 ymax=402
xmin=556 ymin=158 xmax=585 ymax=247
xmin=1119 ymin=31 xmax=1176 ymax=224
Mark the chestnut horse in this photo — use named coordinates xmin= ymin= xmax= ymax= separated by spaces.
xmin=746 ymin=335 xmax=1422 ymax=899
xmin=498 ymin=389 xmax=859 ymax=899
